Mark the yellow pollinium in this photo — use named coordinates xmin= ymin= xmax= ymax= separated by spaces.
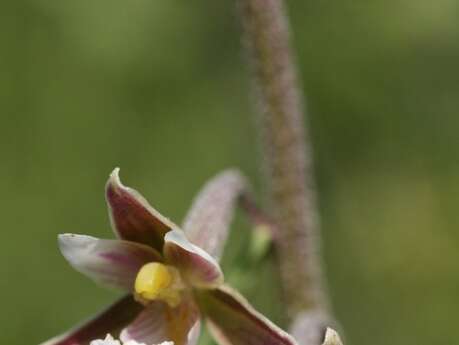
xmin=134 ymin=262 xmax=182 ymax=307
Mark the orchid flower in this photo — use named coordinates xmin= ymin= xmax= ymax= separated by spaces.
xmin=41 ymin=168 xmax=299 ymax=345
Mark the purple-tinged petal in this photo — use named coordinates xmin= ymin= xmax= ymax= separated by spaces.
xmin=120 ymin=297 xmax=200 ymax=345
xmin=183 ymin=170 xmax=247 ymax=260
xmin=163 ymin=229 xmax=223 ymax=289
xmin=106 ymin=168 xmax=177 ymax=250
xmin=39 ymin=295 xmax=143 ymax=345
xmin=196 ymin=285 xmax=299 ymax=345
xmin=59 ymin=234 xmax=162 ymax=291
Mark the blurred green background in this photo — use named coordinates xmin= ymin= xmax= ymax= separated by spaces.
xmin=1 ymin=0 xmax=459 ymax=344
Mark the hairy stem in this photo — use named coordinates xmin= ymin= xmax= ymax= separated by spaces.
xmin=237 ymin=0 xmax=329 ymax=322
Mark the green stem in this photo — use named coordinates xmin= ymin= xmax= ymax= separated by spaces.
xmin=237 ymin=0 xmax=330 ymax=322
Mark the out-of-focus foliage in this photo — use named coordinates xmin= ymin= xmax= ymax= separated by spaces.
xmin=1 ymin=1 xmax=458 ymax=344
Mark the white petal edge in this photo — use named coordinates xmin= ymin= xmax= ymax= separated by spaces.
xmin=89 ymin=334 xmax=175 ymax=345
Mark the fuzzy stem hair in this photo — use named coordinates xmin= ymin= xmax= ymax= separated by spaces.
xmin=237 ymin=0 xmax=330 ymax=324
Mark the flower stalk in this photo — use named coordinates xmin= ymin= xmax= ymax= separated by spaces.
xmin=237 ymin=0 xmax=331 ymax=328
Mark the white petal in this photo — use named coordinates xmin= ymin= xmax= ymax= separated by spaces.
xmin=90 ymin=334 xmax=121 ymax=345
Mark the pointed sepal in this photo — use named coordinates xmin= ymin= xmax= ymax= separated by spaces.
xmin=182 ymin=170 xmax=247 ymax=260
xmin=196 ymin=285 xmax=299 ymax=345
xmin=39 ymin=295 xmax=143 ymax=345
xmin=106 ymin=168 xmax=176 ymax=250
